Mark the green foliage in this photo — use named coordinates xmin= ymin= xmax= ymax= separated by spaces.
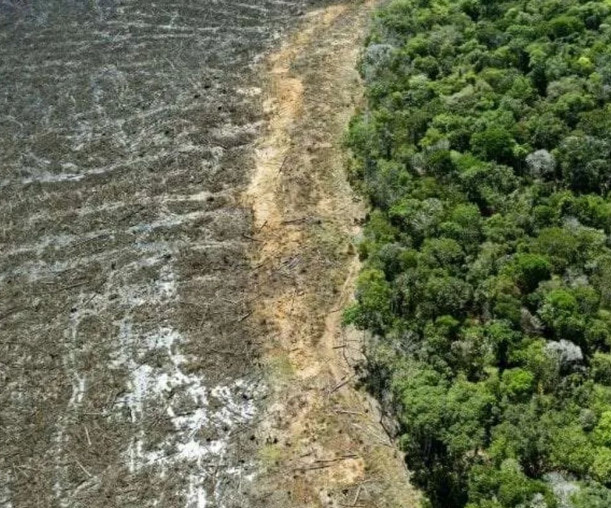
xmin=344 ymin=268 xmax=393 ymax=334
xmin=501 ymin=368 xmax=534 ymax=399
xmin=349 ymin=0 xmax=611 ymax=505
xmin=470 ymin=128 xmax=516 ymax=165
xmin=468 ymin=460 xmax=555 ymax=508
xmin=592 ymin=353 xmax=611 ymax=385
xmin=547 ymin=16 xmax=585 ymax=40
xmin=549 ymin=425 xmax=594 ymax=475
xmin=508 ymin=253 xmax=552 ymax=293
xmin=591 ymin=447 xmax=611 ymax=484
xmin=593 ymin=411 xmax=611 ymax=447
xmin=572 ymin=482 xmax=611 ymax=507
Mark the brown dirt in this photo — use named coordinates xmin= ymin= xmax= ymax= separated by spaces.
xmin=244 ymin=2 xmax=422 ymax=506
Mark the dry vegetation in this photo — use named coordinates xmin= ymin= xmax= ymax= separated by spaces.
xmin=0 ymin=0 xmax=419 ymax=506
xmin=0 ymin=1 xmax=326 ymax=506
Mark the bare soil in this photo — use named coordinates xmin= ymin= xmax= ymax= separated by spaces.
xmin=244 ymin=3 xmax=421 ymax=506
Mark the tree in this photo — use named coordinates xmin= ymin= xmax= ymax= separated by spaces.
xmin=421 ymin=237 xmax=465 ymax=271
xmin=593 ymin=411 xmax=611 ymax=447
xmin=508 ymin=253 xmax=552 ymax=293
xmin=501 ymin=368 xmax=534 ymax=400
xmin=549 ymin=425 xmax=594 ymax=475
xmin=554 ymin=135 xmax=611 ymax=194
xmin=592 ymin=447 xmax=611 ymax=484
xmin=470 ymin=128 xmax=516 ymax=166
xmin=420 ymin=274 xmax=472 ymax=318
xmin=592 ymin=353 xmax=611 ymax=386
xmin=351 ymin=0 xmax=611 ymax=504
xmin=525 ymin=150 xmax=556 ymax=180
xmin=345 ymin=268 xmax=393 ymax=334
xmin=547 ymin=16 xmax=585 ymax=39
xmin=468 ymin=460 xmax=554 ymax=508
xmin=572 ymin=482 xmax=611 ymax=507
xmin=531 ymin=228 xmax=579 ymax=271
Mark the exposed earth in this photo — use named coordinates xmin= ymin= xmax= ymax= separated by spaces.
xmin=0 ymin=1 xmax=419 ymax=506
xmin=244 ymin=3 xmax=420 ymax=506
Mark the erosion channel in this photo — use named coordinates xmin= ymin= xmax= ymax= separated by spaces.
xmin=0 ymin=1 xmax=418 ymax=507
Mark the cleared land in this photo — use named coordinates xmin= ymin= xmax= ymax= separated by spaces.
xmin=0 ymin=1 xmax=321 ymax=506
xmin=1 ymin=1 xmax=420 ymax=507
xmin=243 ymin=3 xmax=420 ymax=507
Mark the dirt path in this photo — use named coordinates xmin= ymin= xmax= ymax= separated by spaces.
xmin=244 ymin=2 xmax=421 ymax=506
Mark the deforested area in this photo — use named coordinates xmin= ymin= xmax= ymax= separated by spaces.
xmin=239 ymin=2 xmax=421 ymax=506
xmin=346 ymin=0 xmax=611 ymax=507
xmin=0 ymin=1 xmax=328 ymax=506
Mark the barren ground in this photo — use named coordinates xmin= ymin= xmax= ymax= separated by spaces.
xmin=1 ymin=0 xmax=419 ymax=507
xmin=244 ymin=3 xmax=420 ymax=507
xmin=0 ymin=1 xmax=323 ymax=506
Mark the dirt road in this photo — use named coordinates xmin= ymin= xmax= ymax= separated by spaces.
xmin=245 ymin=2 xmax=421 ymax=506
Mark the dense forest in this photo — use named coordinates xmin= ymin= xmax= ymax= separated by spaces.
xmin=345 ymin=0 xmax=611 ymax=506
